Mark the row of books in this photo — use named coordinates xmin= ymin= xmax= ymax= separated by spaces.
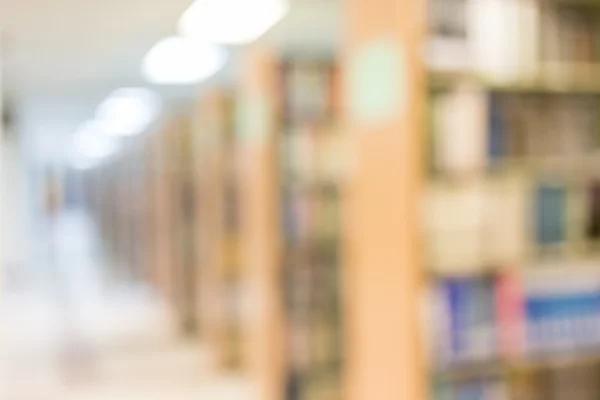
xmin=424 ymin=176 xmax=600 ymax=272
xmin=541 ymin=4 xmax=600 ymax=64
xmin=281 ymin=124 xmax=346 ymax=184
xmin=282 ymin=61 xmax=337 ymax=123
xmin=432 ymin=377 xmax=508 ymax=400
xmin=430 ymin=85 xmax=600 ymax=176
xmin=284 ymin=251 xmax=341 ymax=307
xmin=219 ymin=276 xmax=244 ymax=369
xmin=283 ymin=232 xmax=342 ymax=373
xmin=279 ymin=60 xmax=344 ymax=396
xmin=434 ymin=363 xmax=600 ymax=400
xmin=220 ymin=110 xmax=243 ymax=369
xmin=223 ymin=181 xmax=239 ymax=231
xmin=428 ymin=0 xmax=600 ymax=76
xmin=282 ymin=186 xmax=340 ymax=244
xmin=428 ymin=268 xmax=600 ymax=367
xmin=488 ymin=93 xmax=599 ymax=162
xmin=286 ymin=310 xmax=342 ymax=372
xmin=434 ymin=361 xmax=600 ymax=400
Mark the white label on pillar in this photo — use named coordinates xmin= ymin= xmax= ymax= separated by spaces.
xmin=348 ymin=38 xmax=406 ymax=126
xmin=236 ymin=92 xmax=270 ymax=146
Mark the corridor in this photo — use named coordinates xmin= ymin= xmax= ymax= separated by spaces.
xmin=0 ymin=209 xmax=254 ymax=400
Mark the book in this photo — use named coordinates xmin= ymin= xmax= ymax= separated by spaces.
xmin=586 ymin=182 xmax=600 ymax=240
xmin=522 ymin=268 xmax=600 ymax=355
xmin=496 ymin=272 xmax=526 ymax=358
xmin=435 ymin=276 xmax=498 ymax=365
xmin=433 ymin=83 xmax=488 ymax=175
xmin=433 ymin=378 xmax=509 ymax=400
xmin=488 ymin=93 xmax=506 ymax=162
xmin=429 ymin=0 xmax=467 ymax=37
xmin=535 ymin=184 xmax=566 ymax=246
xmin=284 ymin=62 xmax=332 ymax=122
xmin=484 ymin=175 xmax=528 ymax=264
xmin=425 ymin=181 xmax=487 ymax=273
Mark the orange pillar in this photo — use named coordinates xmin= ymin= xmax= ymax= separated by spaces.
xmin=343 ymin=0 xmax=427 ymax=399
xmin=149 ymin=116 xmax=187 ymax=329
xmin=193 ymin=89 xmax=223 ymax=364
xmin=238 ymin=47 xmax=283 ymax=400
xmin=193 ymin=88 xmax=246 ymax=369
xmin=148 ymin=123 xmax=176 ymax=304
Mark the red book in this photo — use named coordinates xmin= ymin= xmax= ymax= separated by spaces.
xmin=496 ymin=271 xmax=525 ymax=358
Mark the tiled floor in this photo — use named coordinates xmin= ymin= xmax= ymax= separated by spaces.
xmin=0 ymin=209 xmax=254 ymax=400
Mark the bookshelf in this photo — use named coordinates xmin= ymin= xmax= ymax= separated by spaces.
xmin=172 ymin=115 xmax=198 ymax=335
xmin=236 ymin=47 xmax=345 ymax=400
xmin=193 ymin=89 xmax=245 ymax=370
xmin=424 ymin=0 xmax=600 ymax=397
xmin=219 ymin=93 xmax=244 ymax=369
xmin=145 ymin=115 xmax=196 ymax=333
xmin=277 ymin=59 xmax=344 ymax=400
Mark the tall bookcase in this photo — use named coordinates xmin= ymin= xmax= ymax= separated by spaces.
xmin=236 ymin=46 xmax=348 ymax=400
xmin=218 ymin=93 xmax=245 ymax=369
xmin=276 ymin=59 xmax=344 ymax=400
xmin=193 ymin=89 xmax=245 ymax=370
xmin=145 ymin=115 xmax=197 ymax=334
xmin=172 ymin=115 xmax=199 ymax=335
xmin=424 ymin=0 xmax=600 ymax=398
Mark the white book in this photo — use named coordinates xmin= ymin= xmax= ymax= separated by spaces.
xmin=433 ymin=83 xmax=488 ymax=175
xmin=424 ymin=180 xmax=487 ymax=272
xmin=484 ymin=174 xmax=528 ymax=264
xmin=468 ymin=0 xmax=537 ymax=81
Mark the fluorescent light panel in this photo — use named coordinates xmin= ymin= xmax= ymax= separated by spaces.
xmin=96 ymin=88 xmax=161 ymax=136
xmin=72 ymin=121 xmax=119 ymax=161
xmin=70 ymin=154 xmax=101 ymax=170
xmin=142 ymin=36 xmax=227 ymax=84
xmin=178 ymin=0 xmax=289 ymax=45
xmin=70 ymin=87 xmax=161 ymax=169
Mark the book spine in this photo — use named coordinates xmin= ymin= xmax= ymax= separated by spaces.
xmin=488 ymin=93 xmax=505 ymax=162
xmin=433 ymin=378 xmax=508 ymax=400
xmin=445 ymin=278 xmax=468 ymax=361
xmin=496 ymin=272 xmax=525 ymax=358
xmin=536 ymin=184 xmax=566 ymax=246
xmin=443 ymin=277 xmax=498 ymax=363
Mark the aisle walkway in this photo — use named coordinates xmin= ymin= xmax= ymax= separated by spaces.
xmin=0 ymin=209 xmax=254 ymax=400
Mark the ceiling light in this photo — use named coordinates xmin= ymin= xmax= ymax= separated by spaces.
xmin=178 ymin=0 xmax=289 ymax=45
xmin=72 ymin=121 xmax=119 ymax=160
xmin=142 ymin=36 xmax=227 ymax=85
xmin=70 ymin=154 xmax=100 ymax=170
xmin=96 ymin=88 xmax=161 ymax=136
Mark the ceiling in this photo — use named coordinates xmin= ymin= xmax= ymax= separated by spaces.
xmin=0 ymin=0 xmax=339 ymax=163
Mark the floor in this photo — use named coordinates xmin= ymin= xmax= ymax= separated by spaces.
xmin=0 ymin=209 xmax=254 ymax=400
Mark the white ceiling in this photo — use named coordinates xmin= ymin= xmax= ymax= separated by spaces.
xmin=0 ymin=0 xmax=339 ymax=163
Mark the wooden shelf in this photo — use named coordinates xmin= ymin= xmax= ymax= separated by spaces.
xmin=553 ymin=0 xmax=600 ymax=8
xmin=430 ymin=64 xmax=600 ymax=94
xmin=433 ymin=351 xmax=600 ymax=381
xmin=433 ymin=360 xmax=506 ymax=381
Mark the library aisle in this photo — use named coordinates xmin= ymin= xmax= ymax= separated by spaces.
xmin=0 ymin=208 xmax=255 ymax=400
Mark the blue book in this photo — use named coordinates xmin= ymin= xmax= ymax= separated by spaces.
xmin=453 ymin=379 xmax=504 ymax=400
xmin=488 ymin=93 xmax=504 ymax=161
xmin=445 ymin=278 xmax=470 ymax=358
xmin=536 ymin=185 xmax=566 ymax=246
xmin=443 ymin=277 xmax=496 ymax=362
xmin=455 ymin=380 xmax=484 ymax=400
xmin=525 ymin=291 xmax=600 ymax=354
